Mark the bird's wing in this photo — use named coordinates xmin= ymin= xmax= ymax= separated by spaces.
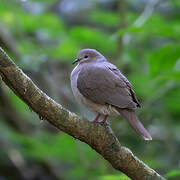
xmin=77 ymin=62 xmax=139 ymax=109
xmin=106 ymin=63 xmax=140 ymax=107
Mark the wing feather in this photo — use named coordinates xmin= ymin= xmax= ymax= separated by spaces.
xmin=77 ymin=62 xmax=139 ymax=109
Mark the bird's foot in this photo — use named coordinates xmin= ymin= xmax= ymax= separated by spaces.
xmin=93 ymin=115 xmax=108 ymax=125
xmin=99 ymin=115 xmax=108 ymax=124
xmin=98 ymin=121 xmax=106 ymax=125
xmin=92 ymin=113 xmax=101 ymax=123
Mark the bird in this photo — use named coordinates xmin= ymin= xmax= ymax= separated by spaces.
xmin=70 ymin=49 xmax=152 ymax=140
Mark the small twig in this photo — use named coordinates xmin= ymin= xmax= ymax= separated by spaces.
xmin=134 ymin=0 xmax=160 ymax=27
xmin=123 ymin=0 xmax=161 ymax=45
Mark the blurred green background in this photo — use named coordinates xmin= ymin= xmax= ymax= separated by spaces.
xmin=0 ymin=0 xmax=180 ymax=179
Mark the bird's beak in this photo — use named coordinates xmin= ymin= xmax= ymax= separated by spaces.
xmin=72 ymin=59 xmax=79 ymax=65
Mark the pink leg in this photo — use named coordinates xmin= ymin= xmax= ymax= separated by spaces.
xmin=92 ymin=113 xmax=101 ymax=123
xmin=99 ymin=115 xmax=108 ymax=124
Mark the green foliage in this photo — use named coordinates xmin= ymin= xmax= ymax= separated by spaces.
xmin=164 ymin=87 xmax=180 ymax=116
xmin=0 ymin=0 xmax=180 ymax=179
xmin=165 ymin=169 xmax=180 ymax=179
xmin=51 ymin=37 xmax=80 ymax=60
xmin=90 ymin=10 xmax=119 ymax=27
xmin=70 ymin=26 xmax=117 ymax=54
xmin=117 ymin=15 xmax=180 ymax=38
xmin=149 ymin=43 xmax=180 ymax=76
xmin=100 ymin=174 xmax=131 ymax=180
xmin=117 ymin=26 xmax=143 ymax=36
xmin=17 ymin=13 xmax=65 ymax=35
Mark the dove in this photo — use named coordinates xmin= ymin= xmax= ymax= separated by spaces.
xmin=70 ymin=49 xmax=152 ymax=140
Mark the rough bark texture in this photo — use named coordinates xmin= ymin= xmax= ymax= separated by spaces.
xmin=0 ymin=47 xmax=165 ymax=180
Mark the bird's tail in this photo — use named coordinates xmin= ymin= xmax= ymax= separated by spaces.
xmin=117 ymin=108 xmax=152 ymax=141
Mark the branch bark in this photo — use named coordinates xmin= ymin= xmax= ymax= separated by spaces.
xmin=0 ymin=47 xmax=165 ymax=180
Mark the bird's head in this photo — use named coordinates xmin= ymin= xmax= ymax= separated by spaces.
xmin=72 ymin=49 xmax=105 ymax=65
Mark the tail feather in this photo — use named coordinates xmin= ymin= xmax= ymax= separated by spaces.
xmin=117 ymin=108 xmax=152 ymax=140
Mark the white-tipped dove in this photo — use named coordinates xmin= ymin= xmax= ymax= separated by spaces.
xmin=70 ymin=49 xmax=152 ymax=140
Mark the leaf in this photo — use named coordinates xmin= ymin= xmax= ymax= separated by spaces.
xmin=17 ymin=13 xmax=64 ymax=35
xmin=117 ymin=26 xmax=143 ymax=36
xmin=165 ymin=169 xmax=180 ymax=178
xmin=149 ymin=43 xmax=180 ymax=76
xmin=90 ymin=10 xmax=119 ymax=27
xmin=51 ymin=37 xmax=80 ymax=61
xmin=115 ymin=14 xmax=180 ymax=39
xmin=70 ymin=26 xmax=117 ymax=55
xmin=164 ymin=87 xmax=180 ymax=115
xmin=100 ymin=174 xmax=131 ymax=180
xmin=155 ymin=71 xmax=180 ymax=82
xmin=145 ymin=15 xmax=180 ymax=38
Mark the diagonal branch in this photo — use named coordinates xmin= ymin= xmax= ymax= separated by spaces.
xmin=0 ymin=47 xmax=165 ymax=180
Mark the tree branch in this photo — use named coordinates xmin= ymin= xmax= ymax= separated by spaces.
xmin=0 ymin=47 xmax=165 ymax=180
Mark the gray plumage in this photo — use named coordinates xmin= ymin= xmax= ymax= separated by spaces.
xmin=71 ymin=49 xmax=152 ymax=140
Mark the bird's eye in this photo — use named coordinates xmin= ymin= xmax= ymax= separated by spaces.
xmin=84 ymin=55 xmax=88 ymax=58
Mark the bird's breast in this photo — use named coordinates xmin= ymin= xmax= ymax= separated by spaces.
xmin=70 ymin=68 xmax=119 ymax=115
xmin=71 ymin=69 xmax=82 ymax=105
